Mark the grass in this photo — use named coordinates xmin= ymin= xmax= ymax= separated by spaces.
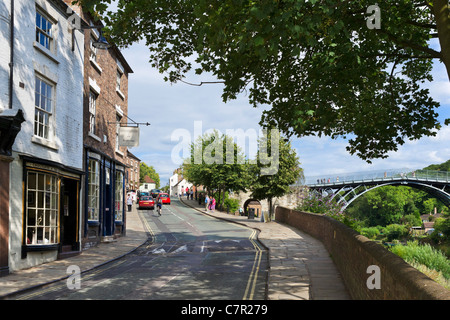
xmin=389 ymin=241 xmax=450 ymax=289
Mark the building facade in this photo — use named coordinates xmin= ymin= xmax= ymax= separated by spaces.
xmin=0 ymin=0 xmax=85 ymax=272
xmin=126 ymin=151 xmax=140 ymax=192
xmin=65 ymin=2 xmax=134 ymax=248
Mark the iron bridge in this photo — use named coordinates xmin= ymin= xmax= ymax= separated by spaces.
xmin=304 ymin=168 xmax=450 ymax=210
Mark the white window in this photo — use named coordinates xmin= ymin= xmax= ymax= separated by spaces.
xmin=89 ymin=37 xmax=98 ymax=62
xmin=116 ymin=70 xmax=121 ymax=91
xmin=35 ymin=10 xmax=53 ymax=50
xmin=115 ymin=114 xmax=121 ymax=151
xmin=26 ymin=172 xmax=58 ymax=245
xmin=34 ymin=76 xmax=54 ymax=139
xmin=115 ymin=171 xmax=124 ymax=221
xmin=88 ymin=159 xmax=100 ymax=221
xmin=89 ymin=91 xmax=97 ymax=134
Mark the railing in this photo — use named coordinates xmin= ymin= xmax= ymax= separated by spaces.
xmin=304 ymin=168 xmax=449 ymax=186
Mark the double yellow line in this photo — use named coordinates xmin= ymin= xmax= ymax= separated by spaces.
xmin=243 ymin=228 xmax=263 ymax=300
xmin=176 ymin=200 xmax=265 ymax=300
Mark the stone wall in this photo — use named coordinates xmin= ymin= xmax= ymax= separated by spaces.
xmin=230 ymin=186 xmax=307 ymax=213
xmin=275 ymin=206 xmax=450 ymax=300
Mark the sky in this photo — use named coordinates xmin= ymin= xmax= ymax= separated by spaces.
xmin=121 ymin=40 xmax=450 ymax=187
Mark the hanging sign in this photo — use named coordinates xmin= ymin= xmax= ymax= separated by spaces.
xmin=119 ymin=126 xmax=140 ymax=147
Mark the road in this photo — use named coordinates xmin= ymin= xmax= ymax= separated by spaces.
xmin=14 ymin=198 xmax=268 ymax=300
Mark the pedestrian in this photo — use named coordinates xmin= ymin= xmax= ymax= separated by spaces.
xmin=205 ymin=194 xmax=210 ymax=211
xmin=127 ymin=194 xmax=132 ymax=212
xmin=211 ymin=197 xmax=216 ymax=212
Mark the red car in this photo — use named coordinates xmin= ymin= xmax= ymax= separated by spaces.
xmin=138 ymin=196 xmax=155 ymax=210
xmin=159 ymin=193 xmax=171 ymax=205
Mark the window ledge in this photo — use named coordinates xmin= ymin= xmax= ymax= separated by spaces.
xmin=88 ymin=132 xmax=101 ymax=142
xmin=116 ymin=88 xmax=125 ymax=100
xmin=90 ymin=58 xmax=102 ymax=74
xmin=115 ymin=149 xmax=124 ymax=157
xmin=32 ymin=135 xmax=58 ymax=151
xmin=33 ymin=42 xmax=59 ymax=64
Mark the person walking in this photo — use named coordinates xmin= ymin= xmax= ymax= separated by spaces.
xmin=127 ymin=194 xmax=133 ymax=212
xmin=205 ymin=194 xmax=210 ymax=211
xmin=211 ymin=197 xmax=216 ymax=212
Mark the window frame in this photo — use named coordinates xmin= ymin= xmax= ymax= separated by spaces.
xmin=26 ymin=172 xmax=59 ymax=246
xmin=87 ymin=159 xmax=100 ymax=221
xmin=35 ymin=9 xmax=54 ymax=51
xmin=34 ymin=75 xmax=54 ymax=140
xmin=88 ymin=90 xmax=98 ymax=135
xmin=115 ymin=170 xmax=124 ymax=222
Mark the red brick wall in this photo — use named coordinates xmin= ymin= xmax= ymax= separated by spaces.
xmin=0 ymin=159 xmax=11 ymax=276
xmin=275 ymin=207 xmax=450 ymax=300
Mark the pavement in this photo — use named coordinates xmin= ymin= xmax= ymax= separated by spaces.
xmin=0 ymin=198 xmax=351 ymax=300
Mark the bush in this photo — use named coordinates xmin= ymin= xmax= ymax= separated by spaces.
xmin=224 ymin=198 xmax=240 ymax=213
xmin=361 ymin=227 xmax=381 ymax=240
xmin=385 ymin=224 xmax=409 ymax=241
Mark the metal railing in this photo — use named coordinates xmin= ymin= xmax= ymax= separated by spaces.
xmin=304 ymin=168 xmax=449 ymax=186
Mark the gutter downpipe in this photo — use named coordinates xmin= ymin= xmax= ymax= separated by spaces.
xmin=9 ymin=0 xmax=14 ymax=110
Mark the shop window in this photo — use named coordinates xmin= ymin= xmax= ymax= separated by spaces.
xmin=88 ymin=159 xmax=100 ymax=221
xmin=115 ymin=171 xmax=123 ymax=221
xmin=26 ymin=172 xmax=58 ymax=245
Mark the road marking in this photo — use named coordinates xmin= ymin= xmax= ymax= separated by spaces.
xmin=243 ymin=229 xmax=263 ymax=300
xmin=176 ymin=199 xmax=265 ymax=300
xmin=16 ymin=259 xmax=128 ymax=300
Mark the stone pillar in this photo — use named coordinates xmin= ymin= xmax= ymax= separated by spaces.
xmin=0 ymin=156 xmax=12 ymax=276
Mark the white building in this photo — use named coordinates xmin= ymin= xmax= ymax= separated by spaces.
xmin=0 ymin=0 xmax=84 ymax=273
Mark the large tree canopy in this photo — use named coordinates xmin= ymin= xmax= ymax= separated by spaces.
xmin=77 ymin=0 xmax=450 ymax=162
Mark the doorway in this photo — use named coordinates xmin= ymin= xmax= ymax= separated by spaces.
xmin=60 ymin=178 xmax=79 ymax=253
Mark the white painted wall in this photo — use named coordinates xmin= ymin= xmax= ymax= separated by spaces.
xmin=1 ymin=0 xmax=84 ymax=271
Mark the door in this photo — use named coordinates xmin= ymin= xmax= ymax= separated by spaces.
xmin=60 ymin=178 xmax=78 ymax=249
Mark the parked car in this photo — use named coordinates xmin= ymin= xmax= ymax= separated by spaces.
xmin=138 ymin=196 xmax=154 ymax=210
xmin=137 ymin=191 xmax=149 ymax=202
xmin=158 ymin=193 xmax=171 ymax=205
xmin=150 ymin=189 xmax=161 ymax=199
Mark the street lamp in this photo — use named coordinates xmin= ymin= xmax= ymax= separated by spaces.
xmin=72 ymin=25 xmax=112 ymax=51
xmin=92 ymin=30 xmax=111 ymax=50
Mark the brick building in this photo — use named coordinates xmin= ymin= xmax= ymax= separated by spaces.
xmin=126 ymin=151 xmax=141 ymax=192
xmin=66 ymin=2 xmax=134 ymax=248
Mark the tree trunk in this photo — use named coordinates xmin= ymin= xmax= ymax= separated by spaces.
xmin=433 ymin=0 xmax=450 ymax=81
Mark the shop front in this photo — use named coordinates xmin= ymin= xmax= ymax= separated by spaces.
xmin=83 ymin=150 xmax=125 ymax=249
xmin=20 ymin=157 xmax=82 ymax=261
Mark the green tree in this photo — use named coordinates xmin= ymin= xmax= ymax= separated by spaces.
xmin=139 ymin=162 xmax=160 ymax=188
xmin=76 ymin=0 xmax=449 ymax=162
xmin=183 ymin=130 xmax=252 ymax=209
xmin=249 ymin=130 xmax=303 ymax=218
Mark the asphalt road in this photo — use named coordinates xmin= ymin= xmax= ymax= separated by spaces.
xmin=15 ymin=198 xmax=268 ymax=300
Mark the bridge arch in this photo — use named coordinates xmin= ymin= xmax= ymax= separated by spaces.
xmin=321 ymin=181 xmax=450 ymax=211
